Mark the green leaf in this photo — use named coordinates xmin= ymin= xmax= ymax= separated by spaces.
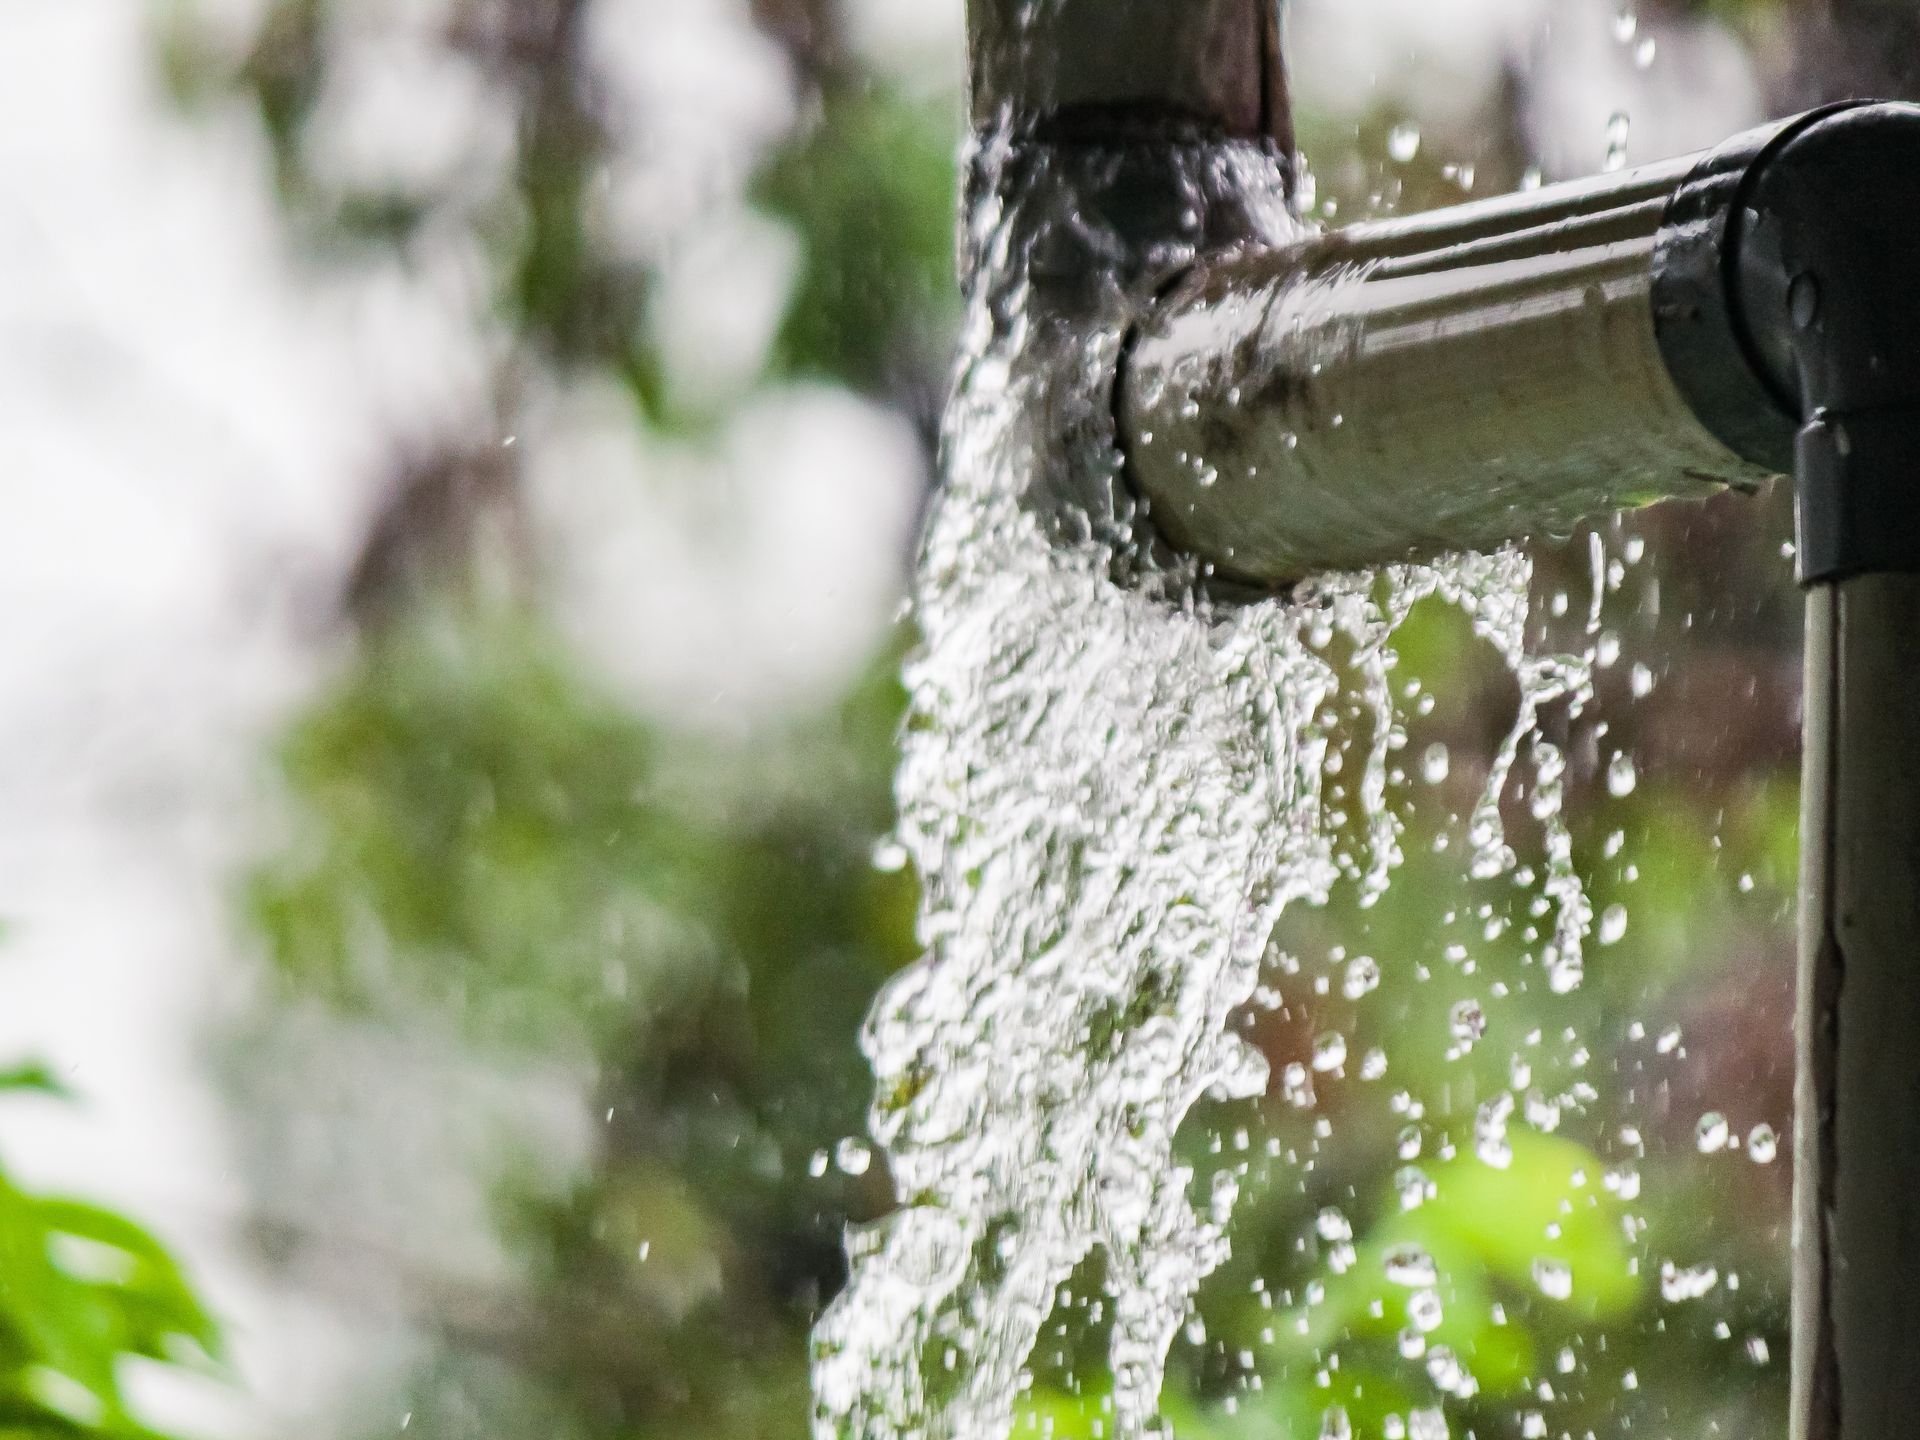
xmin=0 ymin=1154 xmax=225 ymax=1437
xmin=35 ymin=1202 xmax=222 ymax=1362
xmin=0 ymin=1066 xmax=73 ymax=1102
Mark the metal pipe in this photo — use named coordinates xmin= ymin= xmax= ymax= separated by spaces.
xmin=967 ymin=0 xmax=1290 ymax=146
xmin=1793 ymin=576 xmax=1920 ymax=1440
xmin=1118 ymin=103 xmax=1920 ymax=591
xmin=1119 ymin=156 xmax=1772 ymax=585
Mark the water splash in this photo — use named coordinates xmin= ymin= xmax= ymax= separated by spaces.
xmin=811 ymin=128 xmax=1596 ymax=1440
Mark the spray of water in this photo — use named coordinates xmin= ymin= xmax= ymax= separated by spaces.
xmin=811 ymin=129 xmax=1594 ymax=1440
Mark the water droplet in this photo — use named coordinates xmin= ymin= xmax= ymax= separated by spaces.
xmin=1210 ymin=1170 xmax=1240 ymax=1223
xmin=1312 ymin=1031 xmax=1348 ymax=1072
xmin=836 ymin=1137 xmax=874 ymax=1175
xmin=1532 ymin=1258 xmax=1573 ymax=1301
xmin=1607 ymin=751 xmax=1638 ymax=797
xmin=1283 ymin=1061 xmax=1316 ymax=1108
xmin=1604 ymin=1163 xmax=1642 ymax=1201
xmin=809 ymin=1149 xmax=831 ymax=1178
xmin=1422 ymin=743 xmax=1451 ymax=785
xmin=1343 ymin=955 xmax=1381 ymax=1000
xmin=1407 ymin=1405 xmax=1449 ymax=1440
xmin=1360 ymin=1047 xmax=1389 ymax=1081
xmin=1547 ymin=950 xmax=1584 ymax=995
xmin=1525 ymin=1091 xmax=1562 ymax=1134
xmin=1450 ymin=999 xmax=1487 ymax=1044
xmin=1635 ymin=35 xmax=1658 ymax=68
xmin=1661 ymin=1261 xmax=1720 ymax=1302
xmin=1407 ymin=1289 xmax=1446 ymax=1333
xmin=1696 ymin=1112 xmax=1730 ymax=1154
xmin=1385 ymin=1245 xmax=1439 ymax=1288
xmin=1748 ymin=1124 xmax=1779 ymax=1164
xmin=1395 ymin=1165 xmax=1436 ymax=1210
xmin=1748 ymin=1335 xmax=1772 ymax=1366
xmin=1320 ymin=1406 xmax=1352 ymax=1440
xmin=1476 ymin=1092 xmax=1515 ymax=1169
xmin=1604 ymin=112 xmax=1633 ymax=173
xmin=1613 ymin=9 xmax=1638 ymax=42
xmin=1388 ymin=122 xmax=1423 ymax=163
xmin=1598 ymin=905 xmax=1628 ymax=946
xmin=1432 ymin=1353 xmax=1477 ymax=1403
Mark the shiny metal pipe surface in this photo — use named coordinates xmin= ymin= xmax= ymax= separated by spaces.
xmin=1793 ymin=574 xmax=1920 ymax=1440
xmin=967 ymin=0 xmax=1288 ymax=143
xmin=1121 ymin=155 xmax=1781 ymax=586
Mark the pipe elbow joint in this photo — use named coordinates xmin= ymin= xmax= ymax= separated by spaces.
xmin=1653 ymin=100 xmax=1920 ymax=583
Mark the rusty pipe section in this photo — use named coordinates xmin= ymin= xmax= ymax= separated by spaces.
xmin=1119 ymin=152 xmax=1786 ymax=587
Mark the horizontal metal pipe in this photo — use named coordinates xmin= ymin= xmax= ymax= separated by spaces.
xmin=1120 ymin=156 xmax=1782 ymax=585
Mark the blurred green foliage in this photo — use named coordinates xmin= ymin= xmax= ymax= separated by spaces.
xmin=0 ymin=1067 xmax=222 ymax=1440
xmin=757 ymin=84 xmax=961 ymax=399
xmin=155 ymin=0 xmax=957 ymax=1433
xmin=250 ymin=610 xmax=689 ymax=1052
xmin=244 ymin=605 xmax=916 ymax=1439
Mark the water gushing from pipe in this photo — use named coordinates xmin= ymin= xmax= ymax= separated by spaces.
xmin=811 ymin=130 xmax=1597 ymax=1440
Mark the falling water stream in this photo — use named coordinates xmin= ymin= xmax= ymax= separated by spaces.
xmin=807 ymin=114 xmax=1613 ymax=1436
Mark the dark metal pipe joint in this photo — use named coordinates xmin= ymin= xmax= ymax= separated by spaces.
xmin=1654 ymin=102 xmax=1920 ymax=583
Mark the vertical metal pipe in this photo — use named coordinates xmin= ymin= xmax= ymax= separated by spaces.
xmin=1793 ymin=575 xmax=1920 ymax=1440
xmin=958 ymin=0 xmax=1297 ymax=561
xmin=967 ymin=0 xmax=1290 ymax=146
